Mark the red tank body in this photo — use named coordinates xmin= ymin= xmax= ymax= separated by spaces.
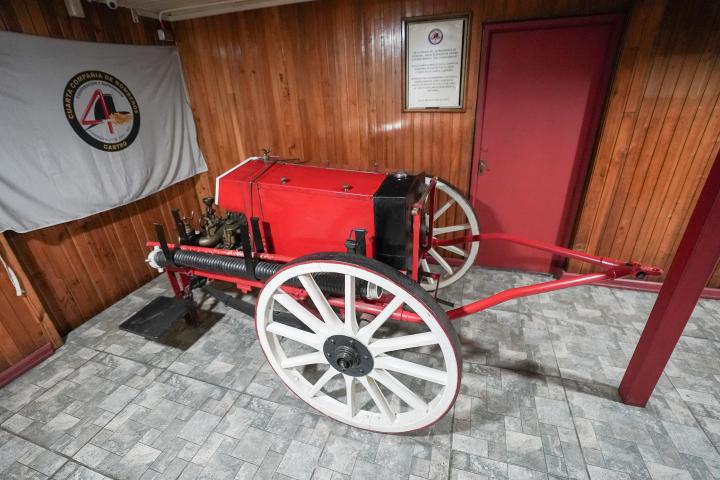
xmin=216 ymin=159 xmax=385 ymax=259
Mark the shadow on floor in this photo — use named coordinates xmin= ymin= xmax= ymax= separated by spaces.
xmin=459 ymin=332 xmax=623 ymax=404
xmin=120 ymin=294 xmax=225 ymax=351
xmin=158 ymin=308 xmax=225 ymax=350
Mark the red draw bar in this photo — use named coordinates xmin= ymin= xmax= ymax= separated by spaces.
xmin=381 ymin=233 xmax=663 ymax=322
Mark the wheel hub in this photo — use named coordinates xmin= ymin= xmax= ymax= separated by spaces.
xmin=323 ymin=335 xmax=373 ymax=377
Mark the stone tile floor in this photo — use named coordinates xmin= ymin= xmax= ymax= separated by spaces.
xmin=1 ymin=268 xmax=720 ymax=480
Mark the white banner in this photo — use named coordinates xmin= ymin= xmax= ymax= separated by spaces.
xmin=0 ymin=31 xmax=207 ymax=233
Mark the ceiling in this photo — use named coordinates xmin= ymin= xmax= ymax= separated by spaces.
xmin=115 ymin=0 xmax=314 ymax=22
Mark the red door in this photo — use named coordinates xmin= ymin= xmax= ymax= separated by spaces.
xmin=471 ymin=15 xmax=623 ymax=273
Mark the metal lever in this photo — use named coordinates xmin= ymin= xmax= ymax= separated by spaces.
xmin=250 ymin=217 xmax=264 ymax=254
xmin=171 ymin=208 xmax=190 ymax=245
xmin=154 ymin=223 xmax=176 ymax=268
xmin=237 ymin=214 xmax=256 ymax=280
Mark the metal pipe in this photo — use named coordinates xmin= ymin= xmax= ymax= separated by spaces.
xmin=153 ymin=248 xmax=284 ymax=282
xmin=196 ymin=229 xmax=224 ymax=247
xmin=153 ymin=248 xmax=377 ymax=299
xmin=328 ymin=297 xmax=422 ymax=323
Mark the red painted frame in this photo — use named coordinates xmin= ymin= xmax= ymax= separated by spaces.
xmin=560 ymin=272 xmax=720 ymax=300
xmin=154 ymin=231 xmax=661 ymax=325
xmin=469 ymin=14 xmax=625 ymax=275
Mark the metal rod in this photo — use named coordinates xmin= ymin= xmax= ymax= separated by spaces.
xmin=327 ymin=267 xmax=636 ymax=323
xmin=154 ymin=224 xmax=175 ymax=267
xmin=444 ymin=268 xmax=633 ymax=320
xmin=155 ymin=224 xmax=660 ymax=323
xmin=251 ymin=217 xmax=265 ymax=253
xmin=434 ymin=232 xmax=628 ymax=269
xmin=165 ymin=271 xmax=183 ymax=299
xmin=171 ymin=208 xmax=190 ymax=244
xmin=146 ymin=241 xmax=294 ymax=263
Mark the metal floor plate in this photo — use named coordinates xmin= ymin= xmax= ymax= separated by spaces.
xmin=119 ymin=296 xmax=189 ymax=340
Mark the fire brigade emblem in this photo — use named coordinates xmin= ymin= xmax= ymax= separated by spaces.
xmin=63 ymin=70 xmax=140 ymax=152
xmin=428 ymin=28 xmax=443 ymax=45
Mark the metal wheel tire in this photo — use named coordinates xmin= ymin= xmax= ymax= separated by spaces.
xmin=421 ymin=177 xmax=481 ymax=290
xmin=255 ymin=253 xmax=462 ymax=433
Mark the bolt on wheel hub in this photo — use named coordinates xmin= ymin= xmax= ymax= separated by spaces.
xmin=323 ymin=335 xmax=373 ymax=377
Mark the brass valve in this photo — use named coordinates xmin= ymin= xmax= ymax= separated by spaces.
xmin=261 ymin=147 xmax=272 ymax=162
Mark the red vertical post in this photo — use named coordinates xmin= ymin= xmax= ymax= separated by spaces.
xmin=619 ymin=151 xmax=720 ymax=406
xmin=166 ymin=271 xmax=183 ymax=299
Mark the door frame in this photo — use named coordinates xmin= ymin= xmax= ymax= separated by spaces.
xmin=470 ymin=14 xmax=625 ymax=274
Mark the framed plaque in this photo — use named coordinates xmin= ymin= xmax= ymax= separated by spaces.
xmin=403 ymin=14 xmax=470 ymax=111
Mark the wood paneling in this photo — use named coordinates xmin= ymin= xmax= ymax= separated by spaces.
xmin=176 ymin=0 xmax=720 ymax=287
xmin=2 ymin=0 xmax=719 ymax=341
xmin=0 ymin=0 xmax=202 ymax=335
xmin=569 ymin=0 xmax=720 ymax=285
xmin=0 ymin=234 xmax=60 ymax=374
xmin=174 ymin=0 xmax=629 ymax=206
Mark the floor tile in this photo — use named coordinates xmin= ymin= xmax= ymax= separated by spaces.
xmin=0 ymin=267 xmax=718 ymax=480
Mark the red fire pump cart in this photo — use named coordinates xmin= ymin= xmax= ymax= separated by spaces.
xmin=145 ymin=156 xmax=661 ymax=433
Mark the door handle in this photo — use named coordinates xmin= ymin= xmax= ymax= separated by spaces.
xmin=478 ymin=159 xmax=487 ymax=175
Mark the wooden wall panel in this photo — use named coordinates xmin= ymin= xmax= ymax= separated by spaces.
xmin=0 ymin=0 xmax=202 ymax=335
xmin=569 ymin=0 xmax=720 ymax=285
xmin=0 ymin=234 xmax=61 ymax=374
xmin=174 ymin=0 xmax=630 ymax=206
xmin=2 ymin=0 xmax=719 ymax=341
xmin=176 ymin=0 xmax=720 ymax=287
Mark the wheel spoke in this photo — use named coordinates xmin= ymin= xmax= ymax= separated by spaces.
xmin=273 ymin=293 xmax=326 ymax=334
xmin=309 ymin=368 xmax=338 ymax=397
xmin=299 ymin=274 xmax=343 ymax=329
xmin=420 ymin=259 xmax=436 ymax=286
xmin=257 ymin=254 xmax=463 ymax=432
xmin=267 ymin=322 xmax=323 ymax=349
xmin=433 ymin=224 xmax=471 ymax=235
xmin=428 ymin=248 xmax=453 ymax=275
xmin=345 ymin=375 xmax=359 ymax=418
xmin=356 ymin=296 xmax=404 ymax=343
xmin=422 ymin=177 xmax=481 ymax=291
xmin=359 ymin=376 xmax=396 ymax=423
xmin=370 ymin=369 xmax=428 ymax=413
xmin=344 ymin=274 xmax=358 ymax=334
xmin=438 ymin=245 xmax=468 ymax=258
xmin=281 ymin=351 xmax=327 ymax=369
xmin=369 ymin=332 xmax=438 ymax=356
xmin=433 ymin=199 xmax=455 ymax=221
xmin=374 ymin=356 xmax=447 ymax=385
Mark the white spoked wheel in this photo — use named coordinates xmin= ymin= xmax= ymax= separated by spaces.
xmin=255 ymin=253 xmax=461 ymax=433
xmin=421 ymin=177 xmax=481 ymax=291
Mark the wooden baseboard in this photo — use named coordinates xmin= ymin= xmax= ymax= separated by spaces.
xmin=0 ymin=343 xmax=54 ymax=388
xmin=561 ymin=272 xmax=720 ymax=300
